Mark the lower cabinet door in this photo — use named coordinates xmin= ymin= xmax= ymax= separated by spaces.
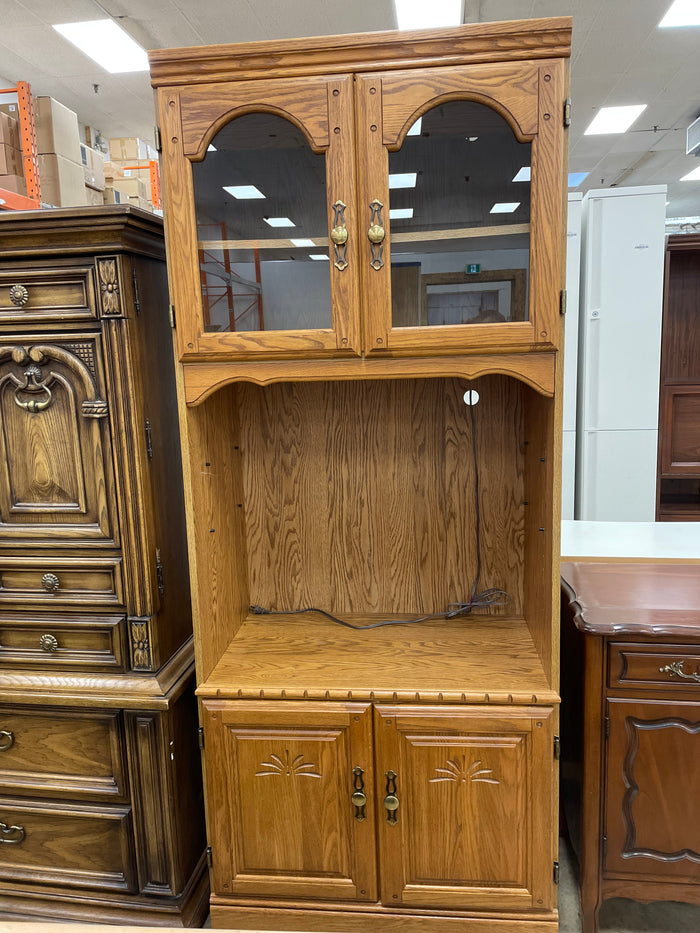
xmin=605 ymin=699 xmax=700 ymax=883
xmin=375 ymin=705 xmax=555 ymax=911
xmin=202 ymin=700 xmax=377 ymax=901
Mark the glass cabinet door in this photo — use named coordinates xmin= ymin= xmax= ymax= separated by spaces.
xmin=356 ymin=61 xmax=566 ymax=355
xmin=158 ymin=75 xmax=360 ymax=360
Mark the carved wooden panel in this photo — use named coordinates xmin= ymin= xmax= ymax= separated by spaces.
xmin=202 ymin=700 xmax=377 ymax=902
xmin=375 ymin=705 xmax=555 ymax=911
xmin=660 ymin=386 xmax=700 ymax=475
xmin=0 ymin=338 xmax=117 ymax=546
xmin=605 ymin=699 xmax=700 ymax=882
xmin=0 ymin=266 xmax=97 ymax=324
xmin=0 ymin=612 xmax=124 ymax=671
xmin=0 ymin=707 xmax=126 ymax=800
xmin=0 ymin=556 xmax=123 ymax=608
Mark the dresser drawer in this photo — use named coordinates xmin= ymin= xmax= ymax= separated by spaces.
xmin=0 ymin=797 xmax=136 ymax=892
xmin=0 ymin=613 xmax=125 ymax=670
xmin=0 ymin=267 xmax=97 ymax=323
xmin=609 ymin=642 xmax=700 ymax=691
xmin=0 ymin=707 xmax=126 ymax=800
xmin=0 ymin=558 xmax=123 ymax=608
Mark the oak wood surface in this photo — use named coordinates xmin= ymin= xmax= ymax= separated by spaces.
xmin=0 ymin=265 xmax=97 ymax=323
xmin=0 ymin=612 xmax=125 ymax=671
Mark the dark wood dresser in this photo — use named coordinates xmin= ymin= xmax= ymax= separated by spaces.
xmin=561 ymin=560 xmax=700 ymax=933
xmin=0 ymin=206 xmax=208 ymax=925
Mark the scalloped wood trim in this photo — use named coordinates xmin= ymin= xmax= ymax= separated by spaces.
xmin=196 ymin=684 xmax=559 ymax=705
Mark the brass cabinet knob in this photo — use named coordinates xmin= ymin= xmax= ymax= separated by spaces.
xmin=384 ymin=770 xmax=399 ymax=824
xmin=39 ymin=633 xmax=58 ymax=653
xmin=41 ymin=572 xmax=60 ymax=593
xmin=9 ymin=285 xmax=29 ymax=307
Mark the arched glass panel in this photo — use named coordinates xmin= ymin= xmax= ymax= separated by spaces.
xmin=192 ymin=113 xmax=332 ymax=333
xmin=388 ymin=100 xmax=531 ymax=328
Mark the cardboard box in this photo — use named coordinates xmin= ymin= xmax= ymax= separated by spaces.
xmin=103 ymin=186 xmax=124 ymax=204
xmin=0 ymin=143 xmax=22 ymax=176
xmin=0 ymin=173 xmax=27 ymax=196
xmin=109 ymin=136 xmax=150 ymax=161
xmin=38 ymin=153 xmax=87 ymax=207
xmin=103 ymin=161 xmax=124 ymax=183
xmin=114 ymin=176 xmax=149 ymax=201
xmin=0 ymin=111 xmax=21 ymax=150
xmin=85 ymin=184 xmax=103 ymax=206
xmin=0 ymin=103 xmax=19 ymax=120
xmin=34 ymin=96 xmax=82 ymax=162
xmin=80 ymin=143 xmax=105 ymax=190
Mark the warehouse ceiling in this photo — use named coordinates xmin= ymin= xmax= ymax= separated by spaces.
xmin=1 ymin=0 xmax=700 ymax=221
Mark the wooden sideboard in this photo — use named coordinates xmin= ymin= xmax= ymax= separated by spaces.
xmin=0 ymin=207 xmax=208 ymax=925
xmin=560 ymin=560 xmax=700 ymax=933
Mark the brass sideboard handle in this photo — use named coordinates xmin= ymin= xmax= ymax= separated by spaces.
xmin=0 ymin=730 xmax=14 ymax=751
xmin=330 ymin=200 xmax=349 ymax=271
xmin=41 ymin=572 xmax=60 ymax=593
xmin=384 ymin=770 xmax=399 ymax=825
xmin=351 ymin=766 xmax=367 ymax=822
xmin=14 ymin=364 xmax=52 ymax=413
xmin=368 ymin=200 xmax=386 ymax=271
xmin=0 ymin=820 xmax=25 ymax=844
xmin=660 ymin=660 xmax=700 ymax=684
xmin=9 ymin=284 xmax=29 ymax=307
xmin=39 ymin=633 xmax=58 ymax=653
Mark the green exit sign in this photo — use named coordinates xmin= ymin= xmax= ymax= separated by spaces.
xmin=466 ymin=263 xmax=480 ymax=274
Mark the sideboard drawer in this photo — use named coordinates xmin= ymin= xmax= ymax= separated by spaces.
xmin=0 ymin=707 xmax=126 ymax=800
xmin=0 ymin=558 xmax=123 ymax=608
xmin=0 ymin=267 xmax=97 ymax=323
xmin=609 ymin=643 xmax=700 ymax=691
xmin=0 ymin=797 xmax=136 ymax=892
xmin=0 ymin=613 xmax=125 ymax=670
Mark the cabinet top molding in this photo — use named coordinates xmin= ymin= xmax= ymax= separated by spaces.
xmin=148 ymin=17 xmax=572 ymax=87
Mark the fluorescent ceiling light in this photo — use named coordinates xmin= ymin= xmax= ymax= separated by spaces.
xmin=659 ymin=1 xmax=700 ymax=27
xmin=389 ymin=208 xmax=414 ymax=219
xmin=490 ymin=202 xmax=520 ymax=213
xmin=681 ymin=165 xmax=700 ymax=180
xmin=389 ymin=173 xmax=417 ymax=188
xmin=264 ymin=217 xmax=295 ymax=227
xmin=512 ymin=166 xmax=531 ymax=182
xmin=291 ymin=238 xmax=316 ymax=247
xmin=207 ymin=145 xmax=217 ymax=152
xmin=223 ymin=185 xmax=265 ymax=199
xmin=394 ymin=0 xmax=463 ymax=30
xmin=568 ymin=172 xmax=590 ymax=187
xmin=584 ymin=105 xmax=646 ymax=135
xmin=466 ymin=136 xmax=479 ymax=142
xmin=407 ymin=118 xmax=422 ymax=136
xmin=309 ymin=254 xmax=329 ymax=260
xmin=52 ymin=20 xmax=149 ymax=73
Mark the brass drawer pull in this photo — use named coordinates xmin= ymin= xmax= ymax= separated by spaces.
xmin=368 ymin=200 xmax=385 ymax=270
xmin=39 ymin=633 xmax=58 ymax=653
xmin=9 ymin=284 xmax=29 ymax=307
xmin=660 ymin=660 xmax=700 ymax=684
xmin=14 ymin=364 xmax=53 ymax=414
xmin=330 ymin=200 xmax=349 ymax=271
xmin=351 ymin=766 xmax=367 ymax=821
xmin=41 ymin=572 xmax=60 ymax=593
xmin=0 ymin=820 xmax=25 ymax=844
xmin=384 ymin=770 xmax=399 ymax=825
xmin=0 ymin=730 xmax=14 ymax=751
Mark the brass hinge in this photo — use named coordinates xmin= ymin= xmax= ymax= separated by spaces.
xmin=553 ymin=860 xmax=560 ymax=884
xmin=560 ymin=289 xmax=567 ymax=316
xmin=156 ymin=549 xmax=164 ymax=598
xmin=169 ymin=304 xmax=176 ymax=328
xmin=605 ymin=716 xmax=610 ymax=738
xmin=564 ymin=98 xmax=572 ymax=127
xmin=206 ymin=845 xmax=213 ymax=867
xmin=145 ymin=420 xmax=153 ymax=461
xmin=132 ymin=267 xmax=141 ymax=314
xmin=198 ymin=727 xmax=204 ymax=750
xmin=154 ymin=126 xmax=162 ymax=153
xmin=554 ymin=735 xmax=561 ymax=760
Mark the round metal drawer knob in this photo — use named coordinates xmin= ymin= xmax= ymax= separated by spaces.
xmin=39 ymin=633 xmax=58 ymax=653
xmin=9 ymin=285 xmax=29 ymax=307
xmin=41 ymin=572 xmax=60 ymax=593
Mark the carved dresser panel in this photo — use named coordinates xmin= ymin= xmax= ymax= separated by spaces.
xmin=0 ymin=206 xmax=207 ymax=926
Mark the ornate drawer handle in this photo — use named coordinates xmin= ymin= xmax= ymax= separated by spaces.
xmin=9 ymin=284 xmax=29 ymax=307
xmin=330 ymin=200 xmax=349 ymax=271
xmin=384 ymin=770 xmax=399 ymax=825
xmin=660 ymin=661 xmax=700 ymax=684
xmin=368 ymin=199 xmax=385 ymax=271
xmin=0 ymin=730 xmax=14 ymax=751
xmin=0 ymin=820 xmax=25 ymax=844
xmin=41 ymin=572 xmax=60 ymax=593
xmin=39 ymin=633 xmax=58 ymax=653
xmin=351 ymin=766 xmax=367 ymax=821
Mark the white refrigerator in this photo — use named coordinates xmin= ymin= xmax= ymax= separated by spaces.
xmin=575 ymin=185 xmax=667 ymax=521
xmin=562 ymin=192 xmax=582 ymax=520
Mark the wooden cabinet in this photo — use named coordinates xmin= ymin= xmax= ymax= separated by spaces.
xmin=0 ymin=207 xmax=208 ymax=926
xmin=561 ymin=562 xmax=700 ymax=933
xmin=151 ymin=18 xmax=570 ymax=933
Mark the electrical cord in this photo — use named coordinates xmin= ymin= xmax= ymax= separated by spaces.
xmin=252 ymin=389 xmax=510 ymax=629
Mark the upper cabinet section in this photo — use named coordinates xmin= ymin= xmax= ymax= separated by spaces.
xmin=151 ymin=18 xmax=571 ymax=364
